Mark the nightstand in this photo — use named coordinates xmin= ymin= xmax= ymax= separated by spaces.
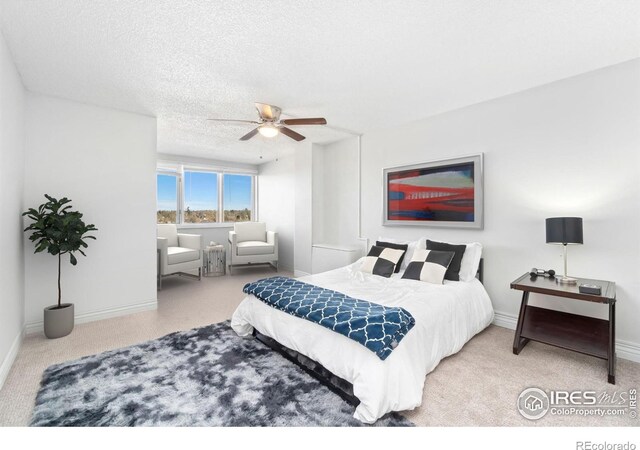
xmin=510 ymin=273 xmax=617 ymax=384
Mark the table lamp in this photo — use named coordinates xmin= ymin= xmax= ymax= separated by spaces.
xmin=545 ymin=217 xmax=583 ymax=285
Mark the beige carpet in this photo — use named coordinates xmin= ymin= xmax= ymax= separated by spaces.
xmin=0 ymin=268 xmax=637 ymax=427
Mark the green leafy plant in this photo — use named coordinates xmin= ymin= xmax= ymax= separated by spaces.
xmin=23 ymin=195 xmax=98 ymax=309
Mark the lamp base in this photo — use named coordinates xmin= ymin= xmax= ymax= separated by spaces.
xmin=556 ymin=276 xmax=578 ymax=285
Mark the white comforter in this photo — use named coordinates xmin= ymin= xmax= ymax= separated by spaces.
xmin=231 ymin=259 xmax=494 ymax=423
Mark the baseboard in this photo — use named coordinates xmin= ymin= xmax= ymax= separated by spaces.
xmin=25 ymin=299 xmax=158 ymax=335
xmin=617 ymin=339 xmax=640 ymax=364
xmin=294 ymin=270 xmax=311 ymax=277
xmin=0 ymin=326 xmax=25 ymax=391
xmin=492 ymin=310 xmax=518 ymax=330
xmin=492 ymin=310 xmax=640 ymax=363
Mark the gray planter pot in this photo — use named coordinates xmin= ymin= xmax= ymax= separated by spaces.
xmin=44 ymin=303 xmax=74 ymax=339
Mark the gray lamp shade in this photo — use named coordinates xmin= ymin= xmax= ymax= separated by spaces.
xmin=545 ymin=217 xmax=583 ymax=244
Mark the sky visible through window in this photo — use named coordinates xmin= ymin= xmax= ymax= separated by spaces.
xmin=157 ymin=174 xmax=177 ymax=211
xmin=157 ymin=172 xmax=252 ymax=213
xmin=223 ymin=174 xmax=252 ymax=211
xmin=184 ymin=171 xmax=218 ymax=211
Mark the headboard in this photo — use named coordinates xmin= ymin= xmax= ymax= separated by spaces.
xmin=476 ymin=258 xmax=484 ymax=284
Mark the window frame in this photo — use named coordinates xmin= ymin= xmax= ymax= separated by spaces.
xmin=221 ymin=172 xmax=256 ymax=224
xmin=156 ymin=169 xmax=182 ymax=224
xmin=156 ymin=163 xmax=257 ymax=228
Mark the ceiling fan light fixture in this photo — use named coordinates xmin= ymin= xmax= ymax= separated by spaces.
xmin=258 ymin=124 xmax=279 ymax=138
xmin=208 ymin=103 xmax=325 ymax=141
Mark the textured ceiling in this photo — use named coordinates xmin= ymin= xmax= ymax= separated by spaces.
xmin=1 ymin=1 xmax=638 ymax=164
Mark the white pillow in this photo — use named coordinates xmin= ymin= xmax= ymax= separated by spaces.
xmin=416 ymin=238 xmax=482 ymax=282
xmin=459 ymin=242 xmax=482 ymax=282
xmin=376 ymin=236 xmax=419 ymax=271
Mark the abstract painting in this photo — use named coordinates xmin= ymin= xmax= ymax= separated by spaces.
xmin=383 ymin=154 xmax=483 ymax=229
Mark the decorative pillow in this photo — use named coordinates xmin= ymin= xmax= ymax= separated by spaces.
xmin=360 ymin=245 xmax=406 ymax=278
xmin=375 ymin=241 xmax=408 ymax=273
xmin=377 ymin=237 xmax=419 ymax=271
xmin=402 ymin=249 xmax=455 ymax=284
xmin=426 ymin=240 xmax=467 ymax=281
xmin=418 ymin=239 xmax=483 ymax=282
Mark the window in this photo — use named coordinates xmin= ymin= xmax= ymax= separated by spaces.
xmin=184 ymin=171 xmax=218 ymax=223
xmin=156 ymin=164 xmax=256 ymax=226
xmin=157 ymin=173 xmax=179 ymax=224
xmin=223 ymin=174 xmax=253 ymax=222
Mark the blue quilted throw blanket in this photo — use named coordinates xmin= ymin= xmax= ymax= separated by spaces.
xmin=243 ymin=276 xmax=415 ymax=360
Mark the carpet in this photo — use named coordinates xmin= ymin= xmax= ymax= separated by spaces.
xmin=30 ymin=321 xmax=412 ymax=427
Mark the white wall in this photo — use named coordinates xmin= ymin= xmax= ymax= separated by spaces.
xmin=311 ymin=143 xmax=325 ymax=244
xmin=23 ymin=94 xmax=158 ymax=331
xmin=355 ymin=59 xmax=640 ymax=351
xmin=0 ymin=28 xmax=25 ymax=386
xmin=176 ymin=226 xmax=233 ymax=253
xmin=312 ymin=137 xmax=360 ymax=246
xmin=258 ymin=155 xmax=295 ymax=271
xmin=157 ymin=152 xmax=258 ymax=173
xmin=293 ymin=143 xmax=314 ymax=275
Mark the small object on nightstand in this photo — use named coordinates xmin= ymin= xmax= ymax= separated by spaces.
xmin=579 ymin=284 xmax=602 ymax=295
xmin=530 ymin=268 xmax=556 ymax=278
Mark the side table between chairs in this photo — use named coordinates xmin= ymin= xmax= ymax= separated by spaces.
xmin=203 ymin=245 xmax=226 ymax=277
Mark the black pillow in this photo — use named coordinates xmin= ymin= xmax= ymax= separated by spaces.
xmin=360 ymin=245 xmax=406 ymax=278
xmin=375 ymin=241 xmax=409 ymax=273
xmin=426 ymin=240 xmax=466 ymax=281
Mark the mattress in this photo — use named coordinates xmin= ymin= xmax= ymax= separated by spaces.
xmin=231 ymin=258 xmax=494 ymax=423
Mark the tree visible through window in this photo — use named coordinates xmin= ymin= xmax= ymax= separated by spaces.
xmin=223 ymin=174 xmax=252 ymax=222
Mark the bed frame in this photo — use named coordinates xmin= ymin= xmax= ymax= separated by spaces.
xmin=253 ymin=329 xmax=360 ymax=405
xmin=253 ymin=258 xmax=484 ymax=408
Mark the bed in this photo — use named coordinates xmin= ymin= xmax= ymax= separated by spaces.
xmin=231 ymin=257 xmax=494 ymax=423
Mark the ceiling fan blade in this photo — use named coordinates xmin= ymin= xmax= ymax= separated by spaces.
xmin=239 ymin=128 xmax=260 ymax=141
xmin=280 ymin=127 xmax=306 ymax=141
xmin=280 ymin=118 xmax=327 ymax=126
xmin=207 ymin=118 xmax=260 ymax=125
xmin=255 ymin=102 xmax=281 ymax=121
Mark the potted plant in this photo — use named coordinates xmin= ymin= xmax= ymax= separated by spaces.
xmin=23 ymin=195 xmax=97 ymax=339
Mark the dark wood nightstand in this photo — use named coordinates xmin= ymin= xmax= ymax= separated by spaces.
xmin=510 ymin=273 xmax=617 ymax=384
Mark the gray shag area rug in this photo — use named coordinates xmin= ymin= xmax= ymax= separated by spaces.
xmin=30 ymin=321 xmax=413 ymax=427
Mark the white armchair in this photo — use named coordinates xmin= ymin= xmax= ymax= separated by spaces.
xmin=228 ymin=222 xmax=278 ymax=274
xmin=157 ymin=224 xmax=203 ymax=289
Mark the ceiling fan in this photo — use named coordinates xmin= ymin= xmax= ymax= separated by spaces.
xmin=207 ymin=102 xmax=327 ymax=142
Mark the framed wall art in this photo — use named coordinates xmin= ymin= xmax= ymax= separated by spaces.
xmin=383 ymin=153 xmax=483 ymax=229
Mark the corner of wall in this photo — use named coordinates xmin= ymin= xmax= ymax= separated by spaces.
xmin=0 ymin=326 xmax=25 ymax=391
